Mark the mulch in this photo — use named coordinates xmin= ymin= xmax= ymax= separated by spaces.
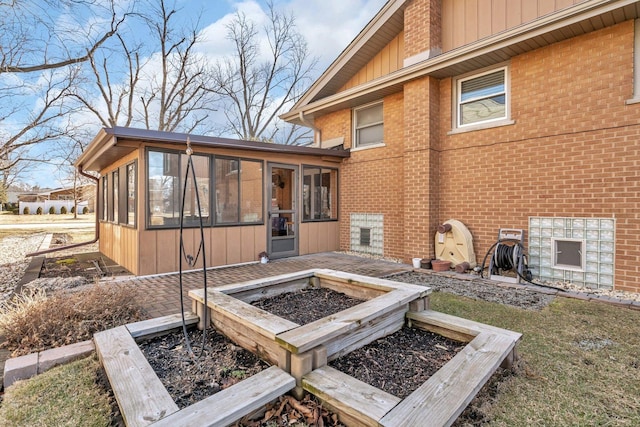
xmin=139 ymin=328 xmax=269 ymax=409
xmin=329 ymin=326 xmax=465 ymax=399
xmin=250 ymin=287 xmax=365 ymax=325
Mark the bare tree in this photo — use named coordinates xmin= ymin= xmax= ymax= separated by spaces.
xmin=55 ymin=129 xmax=97 ymax=218
xmin=0 ymin=67 xmax=84 ymax=179
xmin=0 ymin=0 xmax=126 ymax=184
xmin=70 ymin=0 xmax=216 ymax=133
xmin=210 ymin=1 xmax=318 ymax=145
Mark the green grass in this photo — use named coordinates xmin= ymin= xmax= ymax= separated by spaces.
xmin=431 ymin=293 xmax=640 ymax=426
xmin=0 ymin=356 xmax=112 ymax=427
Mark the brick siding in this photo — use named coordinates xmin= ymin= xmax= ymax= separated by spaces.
xmin=314 ymin=18 xmax=640 ymax=293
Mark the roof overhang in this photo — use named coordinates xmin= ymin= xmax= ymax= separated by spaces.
xmin=75 ymin=127 xmax=350 ymax=173
xmin=282 ymin=0 xmax=640 ymax=126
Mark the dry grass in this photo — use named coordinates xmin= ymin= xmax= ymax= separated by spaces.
xmin=0 ymin=212 xmax=94 ymax=224
xmin=432 ymin=293 xmax=640 ymax=426
xmin=0 ymin=355 xmax=112 ymax=427
xmin=0 ymin=212 xmax=95 ymax=241
xmin=0 ymin=283 xmax=146 ymax=357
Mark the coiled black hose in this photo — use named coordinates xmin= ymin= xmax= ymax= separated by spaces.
xmin=480 ymin=238 xmax=566 ymax=292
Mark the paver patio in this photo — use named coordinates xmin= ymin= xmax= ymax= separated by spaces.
xmin=117 ymin=252 xmax=413 ymax=319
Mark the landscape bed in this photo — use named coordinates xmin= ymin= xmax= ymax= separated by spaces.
xmin=94 ymin=269 xmax=521 ymax=427
xmin=139 ymin=328 xmax=269 ymax=409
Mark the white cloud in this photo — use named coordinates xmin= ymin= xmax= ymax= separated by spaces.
xmin=197 ymin=0 xmax=388 ymax=73
xmin=288 ymin=0 xmax=388 ymax=69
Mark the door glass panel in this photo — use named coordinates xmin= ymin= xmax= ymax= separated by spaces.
xmin=270 ymin=167 xmax=295 ymax=238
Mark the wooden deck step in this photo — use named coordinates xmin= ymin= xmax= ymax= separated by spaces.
xmin=94 ymin=326 xmax=179 ymax=427
xmin=303 ymin=366 xmax=401 ymax=427
xmin=380 ymin=332 xmax=518 ymax=427
xmin=151 ymin=366 xmax=295 ymax=427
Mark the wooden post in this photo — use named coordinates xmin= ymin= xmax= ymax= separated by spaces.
xmin=290 ymin=352 xmax=313 ymax=400
xmin=195 ymin=301 xmax=206 ymax=330
xmin=312 ymin=346 xmax=327 ymax=369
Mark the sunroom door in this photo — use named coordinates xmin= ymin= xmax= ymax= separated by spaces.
xmin=267 ymin=164 xmax=298 ymax=259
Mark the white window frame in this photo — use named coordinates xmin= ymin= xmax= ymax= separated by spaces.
xmin=626 ymin=18 xmax=640 ymax=104
xmin=455 ymin=65 xmax=510 ymax=130
xmin=352 ymin=101 xmax=384 ymax=150
xmin=552 ymin=238 xmax=586 ymax=272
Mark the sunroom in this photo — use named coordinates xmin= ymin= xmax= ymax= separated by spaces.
xmin=75 ymin=127 xmax=348 ymax=276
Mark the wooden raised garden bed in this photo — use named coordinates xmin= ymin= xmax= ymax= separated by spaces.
xmin=188 ymin=268 xmax=521 ymax=426
xmin=94 ymin=313 xmax=295 ymax=427
xmin=95 ymin=269 xmax=520 ymax=427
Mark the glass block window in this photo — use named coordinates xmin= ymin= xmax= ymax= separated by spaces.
xmin=350 ymin=213 xmax=383 ymax=256
xmin=529 ymin=217 xmax=615 ymax=289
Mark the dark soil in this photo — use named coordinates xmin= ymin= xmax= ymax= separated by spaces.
xmin=138 ymin=328 xmax=347 ymax=426
xmin=329 ymin=326 xmax=465 ymax=399
xmin=386 ymin=271 xmax=554 ymax=310
xmin=139 ymin=328 xmax=269 ymax=409
xmin=250 ymin=287 xmax=365 ymax=324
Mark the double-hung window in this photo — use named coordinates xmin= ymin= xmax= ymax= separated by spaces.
xmin=457 ymin=67 xmax=508 ymax=128
xmin=353 ymin=102 xmax=383 ymax=148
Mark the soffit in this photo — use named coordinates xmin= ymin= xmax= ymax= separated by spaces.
xmin=76 ymin=127 xmax=350 ymax=172
xmin=283 ymin=0 xmax=640 ymax=124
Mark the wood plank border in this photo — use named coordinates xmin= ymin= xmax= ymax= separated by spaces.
xmin=303 ymin=366 xmax=401 ymax=427
xmin=276 ymin=288 xmax=421 ymax=354
xmin=380 ymin=332 xmax=518 ymax=427
xmin=126 ymin=312 xmax=199 ymax=340
xmin=94 ymin=326 xmax=179 ymax=427
xmin=151 ymin=366 xmax=295 ymax=427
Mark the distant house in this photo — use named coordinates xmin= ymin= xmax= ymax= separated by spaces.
xmin=18 ymin=185 xmax=95 ymax=214
xmin=75 ymin=127 xmax=347 ymax=276
xmin=280 ymin=0 xmax=640 ymax=293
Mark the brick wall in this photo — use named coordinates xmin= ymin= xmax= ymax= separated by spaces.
xmin=312 ymin=20 xmax=640 ymax=293
xmin=327 ymin=92 xmax=406 ymax=260
xmin=436 ymin=21 xmax=640 ymax=293
xmin=404 ymin=0 xmax=442 ymax=58
xmin=403 ymin=76 xmax=440 ymax=261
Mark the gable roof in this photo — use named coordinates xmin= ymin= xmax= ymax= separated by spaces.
xmin=295 ymin=0 xmax=408 ymax=107
xmin=282 ymin=0 xmax=640 ymax=126
xmin=75 ymin=127 xmax=349 ymax=172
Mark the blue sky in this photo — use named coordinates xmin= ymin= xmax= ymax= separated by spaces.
xmin=20 ymin=0 xmax=387 ymax=188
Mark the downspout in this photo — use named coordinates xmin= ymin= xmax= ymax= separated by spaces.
xmin=298 ymin=111 xmax=321 ymax=146
xmin=26 ymin=165 xmax=100 ymax=257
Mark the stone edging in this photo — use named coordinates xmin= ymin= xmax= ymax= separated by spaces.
xmin=3 ymin=340 xmax=95 ymax=389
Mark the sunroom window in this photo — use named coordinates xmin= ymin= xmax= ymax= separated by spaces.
xmin=457 ymin=67 xmax=507 ymax=128
xmin=147 ymin=150 xmax=210 ymax=228
xmin=146 ymin=149 xmax=263 ymax=228
xmin=303 ymin=167 xmax=338 ymax=221
xmin=126 ymin=162 xmax=136 ymax=226
xmin=353 ymin=102 xmax=383 ymax=148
